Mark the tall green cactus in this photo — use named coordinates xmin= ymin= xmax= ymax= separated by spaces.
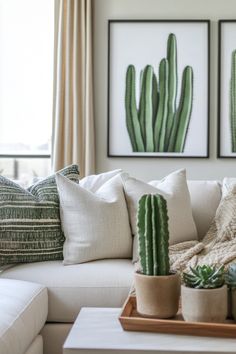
xmin=125 ymin=33 xmax=193 ymax=153
xmin=137 ymin=194 xmax=169 ymax=276
xmin=231 ymin=50 xmax=236 ymax=152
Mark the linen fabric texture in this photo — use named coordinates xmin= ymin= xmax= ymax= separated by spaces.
xmin=0 ymin=165 xmax=79 ymax=265
xmin=56 ymin=173 xmax=132 ymax=265
xmin=79 ymin=169 xmax=122 ymax=192
xmin=121 ymin=169 xmax=198 ymax=262
xmin=187 ymin=180 xmax=221 ymax=240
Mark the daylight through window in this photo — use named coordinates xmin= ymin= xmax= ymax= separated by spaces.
xmin=0 ymin=0 xmax=54 ymax=186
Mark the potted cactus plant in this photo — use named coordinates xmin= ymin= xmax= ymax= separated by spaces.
xmin=225 ymin=264 xmax=236 ymax=320
xmin=182 ymin=265 xmax=227 ymax=323
xmin=134 ymin=194 xmax=180 ymax=318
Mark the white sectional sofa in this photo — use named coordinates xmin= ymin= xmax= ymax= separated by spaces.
xmin=0 ymin=179 xmax=222 ymax=354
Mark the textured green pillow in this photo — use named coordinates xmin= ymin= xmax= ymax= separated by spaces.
xmin=0 ymin=165 xmax=79 ymax=265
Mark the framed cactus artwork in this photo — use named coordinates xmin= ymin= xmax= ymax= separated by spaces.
xmin=218 ymin=20 xmax=236 ymax=157
xmin=108 ymin=20 xmax=210 ymax=157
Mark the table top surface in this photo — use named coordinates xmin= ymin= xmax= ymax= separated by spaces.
xmin=63 ymin=307 xmax=236 ymax=353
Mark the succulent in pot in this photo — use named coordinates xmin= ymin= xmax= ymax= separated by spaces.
xmin=181 ymin=265 xmax=227 ymax=323
xmin=134 ymin=194 xmax=180 ymax=318
xmin=225 ymin=263 xmax=236 ymax=320
xmin=183 ymin=265 xmax=225 ymax=289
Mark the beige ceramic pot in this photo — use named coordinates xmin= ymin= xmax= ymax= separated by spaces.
xmin=135 ymin=272 xmax=180 ymax=318
xmin=231 ymin=288 xmax=236 ymax=320
xmin=181 ymin=284 xmax=228 ymax=323
xmin=227 ymin=288 xmax=233 ymax=319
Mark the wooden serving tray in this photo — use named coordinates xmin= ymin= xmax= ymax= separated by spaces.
xmin=119 ymin=296 xmax=236 ymax=338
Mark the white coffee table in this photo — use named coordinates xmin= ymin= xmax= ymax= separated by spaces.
xmin=63 ymin=308 xmax=236 ymax=354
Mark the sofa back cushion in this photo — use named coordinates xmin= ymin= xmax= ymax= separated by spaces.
xmin=0 ymin=164 xmax=79 ymax=265
xmin=187 ymin=180 xmax=221 ymax=240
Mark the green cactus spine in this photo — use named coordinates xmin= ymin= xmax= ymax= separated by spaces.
xmin=231 ymin=50 xmax=236 ymax=152
xmin=125 ymin=33 xmax=193 ymax=153
xmin=125 ymin=65 xmax=145 ymax=152
xmin=137 ymin=194 xmax=169 ymax=276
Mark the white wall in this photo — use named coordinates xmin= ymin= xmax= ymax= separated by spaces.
xmin=93 ymin=0 xmax=236 ymax=181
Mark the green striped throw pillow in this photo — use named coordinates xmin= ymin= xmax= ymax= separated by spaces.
xmin=0 ymin=164 xmax=79 ymax=265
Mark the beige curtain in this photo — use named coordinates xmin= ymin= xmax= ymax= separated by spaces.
xmin=52 ymin=0 xmax=95 ymax=177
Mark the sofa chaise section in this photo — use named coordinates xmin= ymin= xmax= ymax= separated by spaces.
xmin=0 ymin=279 xmax=48 ymax=354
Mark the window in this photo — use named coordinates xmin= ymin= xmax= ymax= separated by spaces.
xmin=0 ymin=0 xmax=54 ymax=186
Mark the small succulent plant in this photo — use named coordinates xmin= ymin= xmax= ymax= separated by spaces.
xmin=183 ymin=265 xmax=225 ymax=289
xmin=225 ymin=264 xmax=236 ymax=288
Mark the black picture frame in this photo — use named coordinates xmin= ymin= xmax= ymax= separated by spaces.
xmin=107 ymin=19 xmax=210 ymax=158
xmin=218 ymin=20 xmax=236 ymax=158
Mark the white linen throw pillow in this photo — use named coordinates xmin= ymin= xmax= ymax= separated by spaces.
xmin=79 ymin=169 xmax=122 ymax=192
xmin=56 ymin=173 xmax=132 ymax=265
xmin=121 ymin=169 xmax=197 ymax=262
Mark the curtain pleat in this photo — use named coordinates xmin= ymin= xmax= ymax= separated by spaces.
xmin=52 ymin=0 xmax=95 ymax=177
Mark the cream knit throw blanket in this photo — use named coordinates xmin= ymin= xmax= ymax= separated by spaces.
xmin=134 ymin=186 xmax=236 ymax=275
xmin=170 ymin=186 xmax=236 ymax=271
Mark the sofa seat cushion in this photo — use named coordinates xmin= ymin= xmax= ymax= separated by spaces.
xmin=0 ymin=279 xmax=47 ymax=354
xmin=1 ymin=259 xmax=134 ymax=323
